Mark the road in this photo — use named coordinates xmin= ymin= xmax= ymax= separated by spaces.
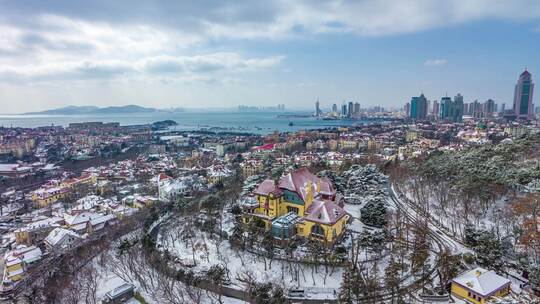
xmin=388 ymin=184 xmax=469 ymax=255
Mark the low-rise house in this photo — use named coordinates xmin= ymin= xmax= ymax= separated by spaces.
xmin=103 ymin=283 xmax=135 ymax=304
xmin=44 ymin=227 xmax=82 ymax=252
xmin=451 ymin=267 xmax=511 ymax=304
xmin=1 ymin=245 xmax=42 ymax=291
xmin=14 ymin=216 xmax=64 ymax=245
xmin=64 ymin=212 xmax=117 ymax=234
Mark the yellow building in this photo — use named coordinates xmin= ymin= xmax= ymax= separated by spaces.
xmin=2 ymin=246 xmax=43 ymax=289
xmin=31 ymin=174 xmax=97 ymax=208
xmin=31 ymin=186 xmax=71 ymax=208
xmin=338 ymin=139 xmax=358 ymax=150
xmin=243 ymin=167 xmax=349 ymax=243
xmin=451 ymin=267 xmax=511 ymax=304
xmin=241 ymin=160 xmax=263 ymax=178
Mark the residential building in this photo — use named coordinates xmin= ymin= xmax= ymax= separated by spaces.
xmin=1 ymin=246 xmax=42 ymax=291
xmin=14 ymin=216 xmax=64 ymax=245
xmin=451 ymin=267 xmax=510 ymax=304
xmin=44 ymin=227 xmax=82 ymax=252
xmin=242 ymin=167 xmax=349 ymax=244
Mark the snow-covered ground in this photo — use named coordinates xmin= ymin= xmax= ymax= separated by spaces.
xmin=157 ymin=219 xmax=345 ymax=300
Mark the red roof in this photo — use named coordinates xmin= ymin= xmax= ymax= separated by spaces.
xmin=158 ymin=173 xmax=171 ymax=182
xmin=253 ymin=143 xmax=275 ymax=151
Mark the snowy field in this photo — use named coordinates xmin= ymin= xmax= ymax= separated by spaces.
xmin=157 ymin=222 xmax=345 ymax=301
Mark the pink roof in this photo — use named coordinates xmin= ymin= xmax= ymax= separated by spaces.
xmin=253 ymin=143 xmax=275 ymax=151
xmin=304 ymin=199 xmax=347 ymax=225
xmin=278 ymin=167 xmax=335 ymax=201
xmin=254 ymin=179 xmax=281 ymax=196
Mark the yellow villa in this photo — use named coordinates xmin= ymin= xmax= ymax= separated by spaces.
xmin=31 ymin=174 xmax=97 ymax=208
xmin=451 ymin=267 xmax=511 ymax=304
xmin=242 ymin=167 xmax=349 ymax=243
xmin=1 ymin=246 xmax=43 ymax=293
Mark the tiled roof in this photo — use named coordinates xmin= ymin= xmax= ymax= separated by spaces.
xmin=304 ymin=199 xmax=347 ymax=225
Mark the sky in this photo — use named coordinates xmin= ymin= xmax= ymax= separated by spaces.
xmin=0 ymin=0 xmax=539 ymax=113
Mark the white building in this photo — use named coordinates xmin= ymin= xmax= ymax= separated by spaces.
xmin=44 ymin=227 xmax=82 ymax=252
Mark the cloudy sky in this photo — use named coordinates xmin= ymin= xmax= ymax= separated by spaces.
xmin=0 ymin=0 xmax=539 ymax=113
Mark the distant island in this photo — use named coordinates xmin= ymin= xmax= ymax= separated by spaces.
xmin=23 ymin=105 xmax=185 ymax=115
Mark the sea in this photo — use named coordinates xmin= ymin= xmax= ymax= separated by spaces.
xmin=0 ymin=111 xmax=388 ymax=135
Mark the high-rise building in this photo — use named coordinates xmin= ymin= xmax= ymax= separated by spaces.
xmin=439 ymin=94 xmax=463 ymax=122
xmin=432 ymin=100 xmax=439 ymax=116
xmin=513 ymin=70 xmax=534 ymax=119
xmin=484 ymin=99 xmax=496 ymax=117
xmin=404 ymin=102 xmax=410 ymax=116
xmin=315 ymin=99 xmax=321 ymax=117
xmin=341 ymin=104 xmax=347 ymax=117
xmin=332 ymin=103 xmax=338 ymax=113
xmin=470 ymin=100 xmax=482 ymax=118
xmin=348 ymin=101 xmax=354 ymax=118
xmin=501 ymin=103 xmax=506 ymax=112
xmin=410 ymin=94 xmax=427 ymax=120
xmin=463 ymin=103 xmax=469 ymax=116
xmin=354 ymin=102 xmax=360 ymax=115
xmin=452 ymin=93 xmax=464 ymax=122
xmin=439 ymin=96 xmax=452 ymax=119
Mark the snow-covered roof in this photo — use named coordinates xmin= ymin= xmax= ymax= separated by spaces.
xmin=304 ymin=200 xmax=347 ymax=225
xmin=104 ymin=282 xmax=135 ymax=299
xmin=277 ymin=167 xmax=335 ymax=202
xmin=452 ymin=267 xmax=510 ymax=297
xmin=254 ymin=179 xmax=280 ymax=196
xmin=45 ymin=227 xmax=81 ymax=246
xmin=4 ymin=245 xmax=42 ymax=266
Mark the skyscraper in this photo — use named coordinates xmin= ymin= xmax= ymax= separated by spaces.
xmin=471 ymin=100 xmax=482 ymax=118
xmin=484 ymin=99 xmax=495 ymax=117
xmin=513 ymin=70 xmax=534 ymax=119
xmin=315 ymin=99 xmax=321 ymax=117
xmin=332 ymin=103 xmax=338 ymax=113
xmin=439 ymin=96 xmax=452 ymax=119
xmin=404 ymin=102 xmax=410 ymax=116
xmin=348 ymin=101 xmax=354 ymax=118
xmin=452 ymin=93 xmax=464 ymax=122
xmin=432 ymin=100 xmax=439 ymax=116
xmin=354 ymin=102 xmax=360 ymax=115
xmin=410 ymin=94 xmax=427 ymax=120
xmin=341 ymin=104 xmax=347 ymax=117
xmin=439 ymin=94 xmax=463 ymax=122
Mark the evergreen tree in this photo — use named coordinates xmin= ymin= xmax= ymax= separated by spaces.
xmin=360 ymin=200 xmax=388 ymax=228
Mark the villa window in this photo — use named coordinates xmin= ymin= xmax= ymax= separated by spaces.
xmin=287 ymin=206 xmax=299 ymax=214
xmin=311 ymin=224 xmax=324 ymax=236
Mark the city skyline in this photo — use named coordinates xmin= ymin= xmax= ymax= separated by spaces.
xmin=0 ymin=1 xmax=539 ymax=113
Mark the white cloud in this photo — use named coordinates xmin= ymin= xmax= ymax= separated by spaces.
xmin=424 ymin=59 xmax=448 ymax=67
xmin=0 ymin=53 xmax=284 ymax=83
xmin=0 ymin=14 xmax=284 ymax=83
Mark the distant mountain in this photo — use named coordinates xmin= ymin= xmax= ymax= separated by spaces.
xmin=24 ymin=105 xmax=162 ymax=115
